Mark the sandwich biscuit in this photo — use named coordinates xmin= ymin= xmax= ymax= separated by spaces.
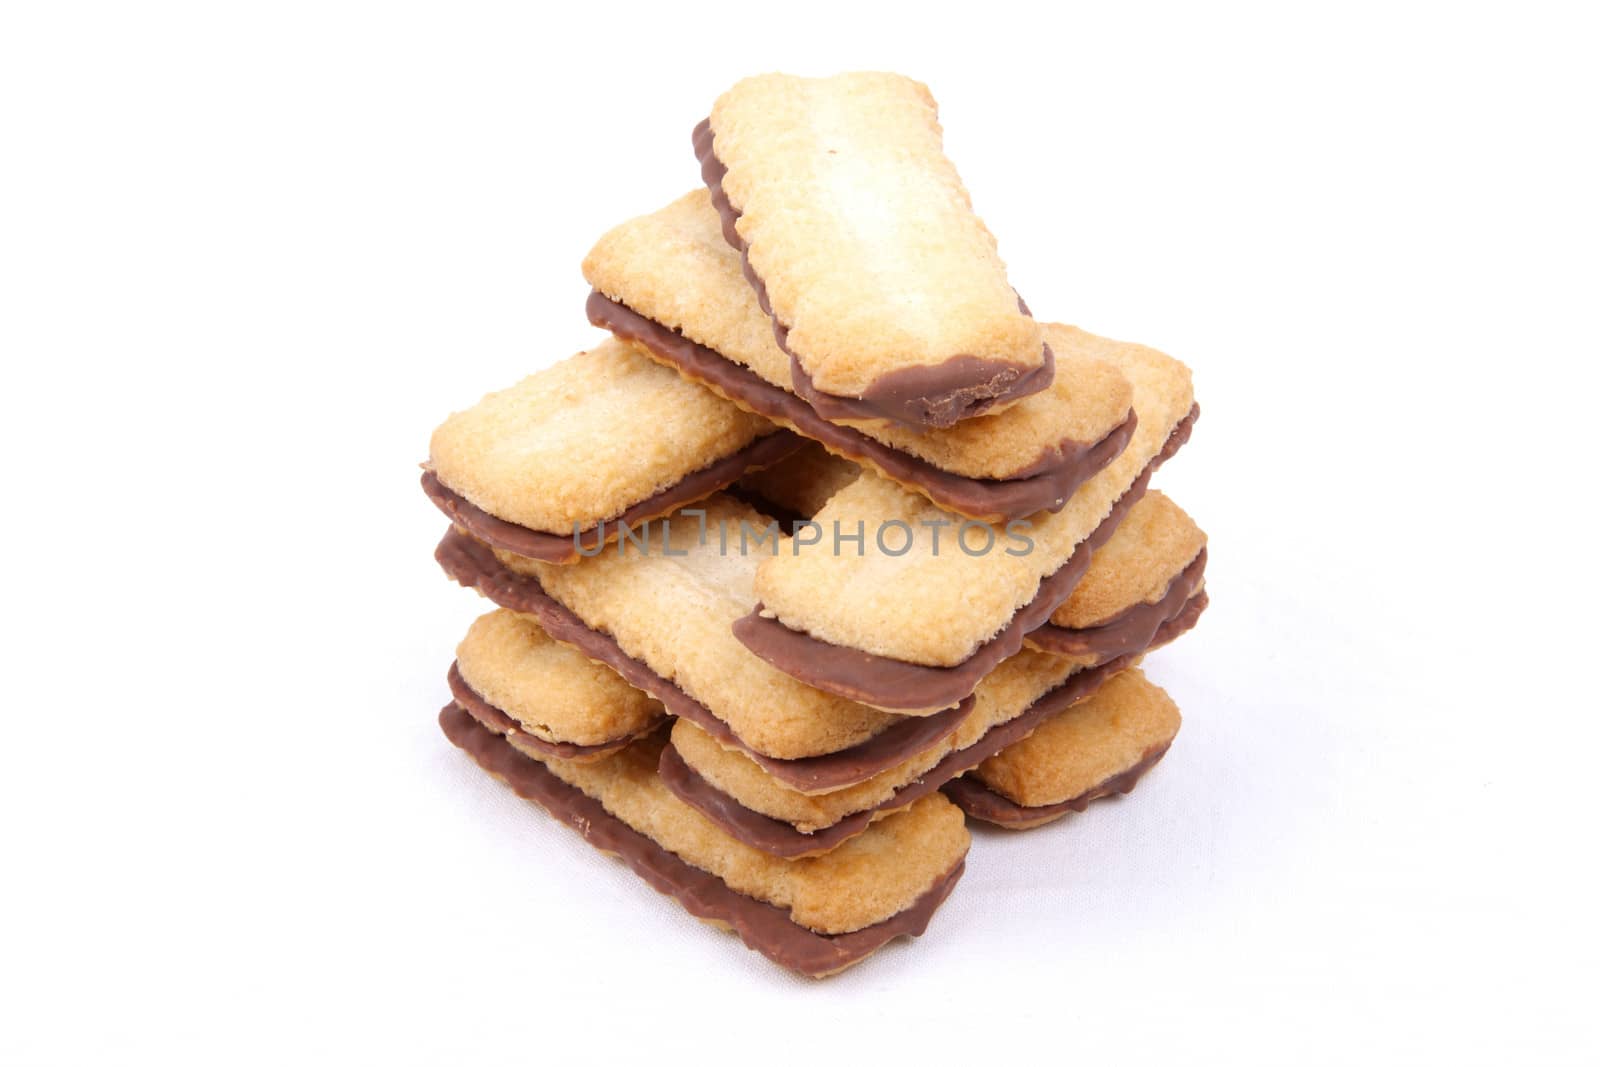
xmin=1025 ymin=491 xmax=1209 ymax=661
xmin=424 ymin=338 xmax=801 ymax=562
xmin=736 ymin=329 xmax=1196 ymax=710
xmin=943 ymin=669 xmax=1180 ymax=829
xmin=450 ymin=608 xmax=664 ymax=761
xmin=695 ymin=73 xmax=1048 ymax=428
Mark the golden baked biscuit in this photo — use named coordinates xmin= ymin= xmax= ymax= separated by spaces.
xmin=698 ymin=73 xmax=1045 ymax=428
xmin=945 ymin=669 xmax=1180 ymax=829
xmin=453 ymin=608 xmax=661 ymax=751
xmin=424 ymin=338 xmax=799 ymax=561
xmin=1051 ymin=491 xmax=1206 ymax=628
xmin=731 ymin=326 xmax=1195 ymax=713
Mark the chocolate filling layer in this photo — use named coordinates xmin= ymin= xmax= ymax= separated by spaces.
xmin=588 ymin=291 xmax=1135 ymax=522
xmin=436 ymin=527 xmax=978 ymax=793
xmin=1027 ymin=548 xmax=1209 ymax=661
xmin=659 ymin=651 xmax=1138 ymax=859
xmin=694 ymin=119 xmax=1053 ymax=429
xmin=440 ymin=704 xmax=965 ymax=977
xmin=420 ymin=429 xmax=803 ymax=563
xmin=731 ymin=404 xmax=1199 ymax=711
xmin=942 ymin=739 xmax=1174 ymax=828
xmin=447 ymin=661 xmax=652 ymax=761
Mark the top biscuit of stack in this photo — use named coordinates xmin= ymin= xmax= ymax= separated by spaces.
xmin=697 ymin=72 xmax=1050 ymax=429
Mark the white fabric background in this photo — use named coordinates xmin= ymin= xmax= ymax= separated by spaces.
xmin=4 ymin=2 xmax=1595 ymax=1064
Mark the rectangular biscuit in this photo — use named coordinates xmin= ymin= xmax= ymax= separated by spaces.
xmin=424 ymin=337 xmax=801 ymax=562
xmin=943 ymin=669 xmax=1181 ymax=829
xmin=733 ymin=328 xmax=1196 ymax=709
xmin=582 ymin=191 xmax=1135 ymax=522
xmin=696 ymin=73 xmax=1047 ymax=428
xmin=441 ymin=706 xmax=968 ymax=977
xmin=450 ymin=608 xmax=664 ymax=760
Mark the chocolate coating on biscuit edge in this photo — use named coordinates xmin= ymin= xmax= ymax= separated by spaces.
xmin=942 ymin=739 xmax=1175 ymax=829
xmin=1027 ymin=548 xmax=1209 ymax=660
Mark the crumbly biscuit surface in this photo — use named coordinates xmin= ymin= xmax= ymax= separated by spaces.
xmin=530 ymin=733 xmax=970 ymax=935
xmin=493 ymin=496 xmax=906 ymax=760
xmin=1050 ymin=491 xmax=1207 ymax=629
xmin=754 ymin=325 xmax=1195 ymax=665
xmin=583 ymin=191 xmax=1129 ymax=479
xmin=428 ymin=339 xmax=773 ymax=532
xmin=974 ymin=668 xmax=1181 ymax=807
xmin=672 ymin=648 xmax=1082 ymax=830
xmin=708 ymin=73 xmax=1043 ymax=397
xmin=455 ymin=609 xmax=662 ymax=746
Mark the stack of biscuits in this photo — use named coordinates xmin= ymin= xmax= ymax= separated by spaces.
xmin=424 ymin=73 xmax=1207 ymax=978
